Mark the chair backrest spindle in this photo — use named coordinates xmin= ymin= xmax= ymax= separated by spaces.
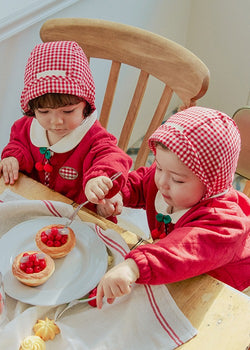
xmin=99 ymin=61 xmax=121 ymax=128
xmin=134 ymin=85 xmax=173 ymax=169
xmin=118 ymin=70 xmax=149 ymax=152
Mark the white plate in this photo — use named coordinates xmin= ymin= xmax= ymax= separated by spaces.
xmin=0 ymin=217 xmax=108 ymax=306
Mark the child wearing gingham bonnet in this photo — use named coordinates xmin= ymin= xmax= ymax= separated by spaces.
xmin=1 ymin=41 xmax=132 ymax=215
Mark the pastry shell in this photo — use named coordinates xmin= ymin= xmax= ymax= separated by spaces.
xmin=35 ymin=224 xmax=76 ymax=259
xmin=12 ymin=250 xmax=55 ymax=287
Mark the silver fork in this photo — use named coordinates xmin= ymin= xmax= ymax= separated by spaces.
xmin=60 ymin=172 xmax=122 ymax=233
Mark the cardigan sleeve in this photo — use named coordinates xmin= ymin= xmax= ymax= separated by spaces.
xmin=81 ymin=122 xmax=133 ymax=197
xmin=1 ymin=117 xmax=35 ymax=173
xmin=121 ymin=164 xmax=156 ymax=209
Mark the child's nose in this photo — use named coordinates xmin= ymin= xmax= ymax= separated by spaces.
xmin=51 ymin=113 xmax=64 ymax=124
xmin=159 ymin=174 xmax=170 ymax=189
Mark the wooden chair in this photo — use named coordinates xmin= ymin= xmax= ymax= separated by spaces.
xmin=232 ymin=106 xmax=250 ymax=198
xmin=40 ymin=18 xmax=209 ymax=169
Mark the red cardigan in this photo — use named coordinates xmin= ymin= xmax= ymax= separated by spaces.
xmin=123 ymin=165 xmax=250 ymax=291
xmin=1 ymin=116 xmax=132 ymax=213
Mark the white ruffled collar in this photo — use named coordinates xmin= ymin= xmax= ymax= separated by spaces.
xmin=155 ymin=191 xmax=189 ymax=224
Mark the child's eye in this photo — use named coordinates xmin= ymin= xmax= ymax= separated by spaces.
xmin=156 ymin=165 xmax=162 ymax=171
xmin=172 ymin=178 xmax=184 ymax=184
xmin=63 ymin=107 xmax=76 ymax=114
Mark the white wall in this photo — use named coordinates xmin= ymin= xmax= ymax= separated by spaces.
xmin=0 ymin=0 xmax=249 ymax=153
xmin=187 ymin=0 xmax=250 ymax=115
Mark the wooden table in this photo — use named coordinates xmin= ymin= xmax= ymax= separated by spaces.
xmin=0 ymin=174 xmax=249 ymax=349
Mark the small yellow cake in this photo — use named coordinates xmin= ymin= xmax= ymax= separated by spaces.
xmin=19 ymin=335 xmax=46 ymax=350
xmin=33 ymin=317 xmax=60 ymax=341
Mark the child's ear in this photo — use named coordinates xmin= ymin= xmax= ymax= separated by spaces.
xmin=83 ymin=102 xmax=91 ymax=118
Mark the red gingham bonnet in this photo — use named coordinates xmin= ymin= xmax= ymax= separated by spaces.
xmin=149 ymin=106 xmax=241 ymax=200
xmin=20 ymin=41 xmax=96 ymax=113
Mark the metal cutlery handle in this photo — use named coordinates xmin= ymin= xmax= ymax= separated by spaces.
xmin=67 ymin=200 xmax=89 ymax=224
xmin=108 ymin=171 xmax=122 ymax=182
xmin=55 ymin=296 xmax=97 ymax=320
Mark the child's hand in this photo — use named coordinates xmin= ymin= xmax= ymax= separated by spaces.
xmin=0 ymin=157 xmax=19 ymax=185
xmin=96 ymin=258 xmax=140 ymax=309
xmin=97 ymin=192 xmax=123 ymax=218
xmin=85 ymin=176 xmax=114 ymax=204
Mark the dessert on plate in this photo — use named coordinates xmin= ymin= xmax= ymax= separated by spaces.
xmin=35 ymin=224 xmax=76 ymax=259
xmin=19 ymin=335 xmax=46 ymax=350
xmin=33 ymin=317 xmax=60 ymax=341
xmin=12 ymin=250 xmax=55 ymax=287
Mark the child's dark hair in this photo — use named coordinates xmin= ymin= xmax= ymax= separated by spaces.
xmin=26 ymin=93 xmax=91 ymax=117
xmin=153 ymin=141 xmax=169 ymax=150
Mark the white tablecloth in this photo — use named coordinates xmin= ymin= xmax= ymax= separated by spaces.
xmin=0 ymin=189 xmax=196 ymax=349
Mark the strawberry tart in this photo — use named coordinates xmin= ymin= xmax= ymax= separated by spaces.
xmin=12 ymin=251 xmax=55 ymax=287
xmin=35 ymin=224 xmax=76 ymax=259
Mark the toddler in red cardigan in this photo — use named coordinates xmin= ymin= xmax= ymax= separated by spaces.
xmin=0 ymin=41 xmax=132 ymax=211
xmin=96 ymin=106 xmax=250 ymax=309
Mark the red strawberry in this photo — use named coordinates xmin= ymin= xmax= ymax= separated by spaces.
xmin=41 ymin=235 xmax=48 ymax=243
xmin=55 ymin=233 xmax=62 ymax=241
xmin=50 ymin=227 xmax=58 ymax=235
xmin=39 ymin=260 xmax=46 ymax=269
xmin=61 ymin=235 xmax=68 ymax=245
xmin=46 ymin=240 xmax=54 ymax=247
xmin=20 ymin=263 xmax=26 ymax=271
xmin=34 ymin=266 xmax=42 ymax=273
xmin=88 ymin=287 xmax=97 ymax=307
xmin=26 ymin=267 xmax=34 ymax=274
xmin=33 ymin=257 xmax=40 ymax=266
xmin=25 ymin=261 xmax=33 ymax=268
xmin=54 ymin=240 xmax=61 ymax=247
xmin=47 ymin=233 xmax=54 ymax=241
xmin=29 ymin=254 xmax=36 ymax=262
